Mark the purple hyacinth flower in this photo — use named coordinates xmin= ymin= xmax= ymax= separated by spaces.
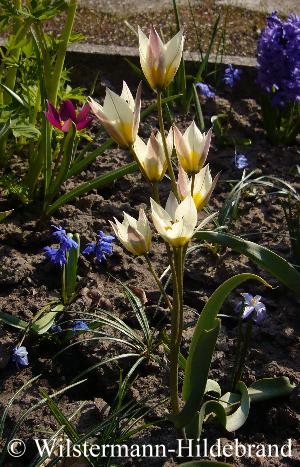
xmin=51 ymin=225 xmax=78 ymax=251
xmin=83 ymin=231 xmax=115 ymax=262
xmin=223 ymin=64 xmax=242 ymax=88
xmin=235 ymin=153 xmax=249 ymax=169
xmin=196 ymin=82 xmax=216 ymax=98
xmin=11 ymin=346 xmax=29 ymax=367
xmin=43 ymin=246 xmax=67 ymax=266
xmin=235 ymin=293 xmax=267 ymax=323
xmin=257 ymin=12 xmax=300 ymax=106
xmin=45 ymin=100 xmax=93 ymax=132
xmin=72 ymin=320 xmax=89 ymax=336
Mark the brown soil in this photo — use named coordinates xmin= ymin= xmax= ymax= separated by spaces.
xmin=0 ymin=83 xmax=299 ymax=467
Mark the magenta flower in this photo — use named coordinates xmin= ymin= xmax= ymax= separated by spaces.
xmin=45 ymin=100 xmax=93 ymax=132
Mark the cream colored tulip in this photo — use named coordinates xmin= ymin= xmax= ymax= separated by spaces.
xmin=138 ymin=26 xmax=184 ymax=91
xmin=173 ymin=121 xmax=212 ymax=175
xmin=88 ymin=81 xmax=141 ymax=148
xmin=133 ymin=129 xmax=173 ymax=182
xmin=150 ymin=192 xmax=198 ymax=247
xmin=177 ymin=164 xmax=219 ymax=211
xmin=109 ymin=208 xmax=151 ymax=256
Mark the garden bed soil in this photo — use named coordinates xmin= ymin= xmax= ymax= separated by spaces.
xmin=0 ymin=84 xmax=300 ymax=466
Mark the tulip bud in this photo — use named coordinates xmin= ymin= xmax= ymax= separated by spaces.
xmin=109 ymin=209 xmax=151 ymax=256
xmin=174 ymin=122 xmax=212 ymax=175
xmin=88 ymin=81 xmax=141 ymax=148
xmin=138 ymin=26 xmax=184 ymax=91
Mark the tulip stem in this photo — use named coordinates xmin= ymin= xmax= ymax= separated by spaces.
xmin=157 ymin=92 xmax=179 ymax=200
xmin=231 ymin=316 xmax=253 ymax=391
xmin=191 ymin=174 xmax=195 ymax=197
xmin=129 ymin=146 xmax=150 ymax=182
xmin=151 ymin=183 xmax=160 ymax=204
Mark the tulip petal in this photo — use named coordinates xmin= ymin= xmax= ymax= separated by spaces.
xmin=121 ymin=81 xmax=135 ymax=111
xmin=61 ymin=118 xmax=73 ymax=132
xmin=164 ymin=29 xmax=184 ymax=87
xmin=133 ymin=81 xmax=142 ymax=139
xmin=44 ymin=111 xmax=62 ymax=130
xmin=77 ymin=103 xmax=91 ymax=122
xmin=165 ymin=191 xmax=178 ymax=220
xmin=60 ymin=100 xmax=77 ymax=123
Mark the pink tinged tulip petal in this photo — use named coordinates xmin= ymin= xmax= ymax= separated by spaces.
xmin=173 ymin=125 xmax=189 ymax=159
xmin=148 ymin=26 xmax=166 ymax=89
xmin=127 ymin=225 xmax=148 ymax=255
xmin=59 ymin=100 xmax=77 ymax=123
xmin=61 ymin=119 xmax=73 ymax=132
xmin=164 ymin=30 xmax=184 ymax=87
xmin=133 ymin=82 xmax=142 ymax=139
xmin=177 ymin=164 xmax=189 ymax=199
xmin=202 ymin=127 xmax=213 ymax=164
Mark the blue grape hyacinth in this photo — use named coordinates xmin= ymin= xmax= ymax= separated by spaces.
xmin=196 ymin=82 xmax=216 ymax=98
xmin=257 ymin=11 xmax=300 ymax=106
xmin=223 ymin=64 xmax=242 ymax=88
xmin=72 ymin=320 xmax=89 ymax=335
xmin=44 ymin=225 xmax=78 ymax=266
xmin=83 ymin=231 xmax=114 ymax=262
xmin=235 ymin=293 xmax=266 ymax=323
xmin=12 ymin=346 xmax=29 ymax=367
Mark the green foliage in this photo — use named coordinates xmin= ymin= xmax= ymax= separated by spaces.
xmin=194 ymin=230 xmax=300 ymax=296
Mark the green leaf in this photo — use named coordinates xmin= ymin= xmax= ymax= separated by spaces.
xmin=172 ymin=273 xmax=269 ymax=429
xmin=62 ymin=233 xmax=80 ymax=305
xmin=0 ymin=83 xmax=27 ymax=108
xmin=0 ymin=209 xmax=13 ymax=221
xmin=31 ymin=312 xmax=58 ymax=335
xmin=248 ymin=376 xmax=295 ymax=402
xmin=45 ymin=161 xmax=137 ymax=216
xmin=0 ymin=311 xmax=27 ymax=330
xmin=195 ymin=231 xmax=300 ymax=296
xmin=223 ymin=382 xmax=250 ymax=432
xmin=170 ymin=320 xmax=221 ymax=428
xmin=11 ymin=123 xmax=40 ymax=139
xmin=46 ymin=123 xmax=77 ymax=204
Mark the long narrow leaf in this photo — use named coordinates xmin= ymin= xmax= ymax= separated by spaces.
xmin=195 ymin=230 xmax=300 ymax=295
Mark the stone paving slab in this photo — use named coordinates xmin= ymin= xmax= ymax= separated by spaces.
xmin=78 ymin=0 xmax=299 ymax=15
xmin=215 ymin=0 xmax=300 ymax=15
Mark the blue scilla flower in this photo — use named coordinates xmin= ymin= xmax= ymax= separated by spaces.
xmin=196 ymin=82 xmax=216 ymax=98
xmin=51 ymin=323 xmax=62 ymax=333
xmin=11 ymin=346 xmax=29 ymax=367
xmin=83 ymin=231 xmax=115 ymax=262
xmin=72 ymin=320 xmax=89 ymax=336
xmin=234 ymin=153 xmax=249 ymax=170
xmin=257 ymin=12 xmax=300 ymax=105
xmin=235 ymin=293 xmax=266 ymax=324
xmin=223 ymin=64 xmax=242 ymax=88
xmin=43 ymin=225 xmax=78 ymax=266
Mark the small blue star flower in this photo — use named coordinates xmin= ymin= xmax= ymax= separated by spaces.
xmin=72 ymin=320 xmax=89 ymax=336
xmin=223 ymin=64 xmax=242 ymax=88
xmin=51 ymin=323 xmax=62 ymax=333
xmin=11 ymin=346 xmax=29 ymax=367
xmin=83 ymin=231 xmax=115 ymax=262
xmin=235 ymin=153 xmax=249 ymax=169
xmin=235 ymin=293 xmax=266 ymax=323
xmin=196 ymin=82 xmax=216 ymax=98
